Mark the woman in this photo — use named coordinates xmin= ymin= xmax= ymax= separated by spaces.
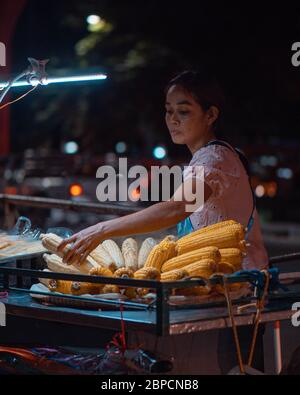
xmin=58 ymin=70 xmax=268 ymax=270
xmin=58 ymin=70 xmax=268 ymax=374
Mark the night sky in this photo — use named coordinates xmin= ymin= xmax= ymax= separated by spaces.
xmin=6 ymin=1 xmax=300 ymax=155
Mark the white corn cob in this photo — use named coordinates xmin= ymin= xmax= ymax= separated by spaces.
xmin=43 ymin=253 xmax=81 ymax=274
xmin=40 ymin=233 xmax=99 ymax=274
xmin=102 ymin=239 xmax=124 ymax=268
xmin=90 ymin=244 xmax=117 ymax=272
xmin=137 ymin=237 xmax=157 ymax=269
xmin=38 ymin=269 xmax=52 ymax=287
xmin=122 ymin=238 xmax=138 ymax=271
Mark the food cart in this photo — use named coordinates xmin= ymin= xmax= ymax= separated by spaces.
xmin=1 ymin=194 xmax=300 ymax=375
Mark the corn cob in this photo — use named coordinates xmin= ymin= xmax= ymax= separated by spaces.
xmin=138 ymin=237 xmax=157 ymax=269
xmin=89 ymin=266 xmax=114 ymax=277
xmin=71 ymin=281 xmax=103 ymax=296
xmin=214 ymin=282 xmax=244 ymax=295
xmin=102 ymin=240 xmax=124 ymax=268
xmin=161 ymin=246 xmax=220 ymax=273
xmin=124 ymin=288 xmax=137 ymax=299
xmin=177 ymin=225 xmax=245 ymax=255
xmin=183 ymin=259 xmax=216 ymax=278
xmin=216 ymin=261 xmax=235 ymax=274
xmin=122 ymin=238 xmax=138 ymax=271
xmin=114 ymin=267 xmax=134 ymax=278
xmin=136 ymin=288 xmax=151 ymax=297
xmin=161 ymin=269 xmax=189 ymax=281
xmin=175 ymin=285 xmax=211 ymax=296
xmin=38 ymin=269 xmax=52 ymax=287
xmin=90 ymin=244 xmax=117 ymax=272
xmin=144 ymin=236 xmax=177 ymax=271
xmin=48 ymin=279 xmax=73 ymax=294
xmin=178 ymin=220 xmax=239 ymax=243
xmin=102 ymin=284 xmax=120 ymax=294
xmin=134 ymin=267 xmax=161 ymax=281
xmin=219 ymin=248 xmax=244 ymax=271
xmin=43 ymin=253 xmax=81 ymax=274
xmin=40 ymin=233 xmax=99 ymax=274
xmin=48 ymin=279 xmax=102 ymax=295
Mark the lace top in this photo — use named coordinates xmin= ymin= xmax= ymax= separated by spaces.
xmin=183 ymin=143 xmax=269 ymax=270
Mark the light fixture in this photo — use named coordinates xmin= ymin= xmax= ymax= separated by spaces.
xmin=153 ymin=146 xmax=167 ymax=160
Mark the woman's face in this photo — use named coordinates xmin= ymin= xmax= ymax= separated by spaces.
xmin=165 ymin=84 xmax=215 ymax=150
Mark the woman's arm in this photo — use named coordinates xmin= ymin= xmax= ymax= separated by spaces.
xmin=58 ymin=180 xmax=212 ymax=265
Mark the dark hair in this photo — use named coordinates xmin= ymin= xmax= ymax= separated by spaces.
xmin=165 ymin=70 xmax=225 ymax=131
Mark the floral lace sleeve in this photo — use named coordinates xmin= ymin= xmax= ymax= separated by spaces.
xmin=185 ymin=145 xmax=242 ymax=200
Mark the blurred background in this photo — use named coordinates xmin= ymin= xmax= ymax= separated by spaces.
xmin=0 ymin=0 xmax=300 ymax=255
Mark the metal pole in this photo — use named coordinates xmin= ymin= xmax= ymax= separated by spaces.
xmin=273 ymin=320 xmax=282 ymax=374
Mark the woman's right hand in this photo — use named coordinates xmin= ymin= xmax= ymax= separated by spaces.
xmin=57 ymin=223 xmax=104 ymax=265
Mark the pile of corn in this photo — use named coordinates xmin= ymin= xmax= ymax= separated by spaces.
xmin=38 ymin=219 xmax=247 ymax=299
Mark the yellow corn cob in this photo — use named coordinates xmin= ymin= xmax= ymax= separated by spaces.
xmin=216 ymin=261 xmax=235 ymax=274
xmin=102 ymin=240 xmax=124 ymax=268
xmin=122 ymin=238 xmax=138 ymax=271
xmin=48 ymin=279 xmax=102 ymax=295
xmin=134 ymin=267 xmax=161 ymax=281
xmin=219 ymin=248 xmax=244 ymax=270
xmin=138 ymin=237 xmax=157 ymax=269
xmin=90 ymin=244 xmax=117 ymax=272
xmin=161 ymin=246 xmax=220 ymax=273
xmin=43 ymin=253 xmax=81 ymax=274
xmin=113 ymin=267 xmax=135 ymax=296
xmin=161 ymin=269 xmax=189 ymax=281
xmin=177 ymin=225 xmax=245 ymax=255
xmin=144 ymin=236 xmax=177 ymax=271
xmin=40 ymin=233 xmax=99 ymax=274
xmin=175 ymin=285 xmax=211 ymax=296
xmin=124 ymin=288 xmax=137 ymax=299
xmin=89 ymin=266 xmax=114 ymax=277
xmin=38 ymin=269 xmax=52 ymax=287
xmin=114 ymin=267 xmax=134 ymax=278
xmin=48 ymin=279 xmax=73 ymax=294
xmin=183 ymin=259 xmax=216 ymax=278
xmin=178 ymin=220 xmax=239 ymax=243
xmin=214 ymin=282 xmax=244 ymax=296
xmin=136 ymin=288 xmax=151 ymax=297
xmin=102 ymin=284 xmax=120 ymax=294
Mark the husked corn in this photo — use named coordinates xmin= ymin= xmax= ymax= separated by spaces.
xmin=183 ymin=259 xmax=216 ymax=278
xmin=138 ymin=238 xmax=157 ymax=269
xmin=89 ymin=266 xmax=114 ymax=277
xmin=90 ymin=244 xmax=117 ymax=272
xmin=114 ymin=267 xmax=134 ymax=278
xmin=177 ymin=225 xmax=245 ymax=255
xmin=48 ymin=279 xmax=102 ymax=295
xmin=122 ymin=238 xmax=138 ymax=271
xmin=134 ymin=267 xmax=161 ymax=281
xmin=161 ymin=246 xmax=220 ymax=273
xmin=219 ymin=248 xmax=244 ymax=270
xmin=178 ymin=220 xmax=239 ymax=243
xmin=43 ymin=253 xmax=81 ymax=274
xmin=144 ymin=236 xmax=177 ymax=271
xmin=102 ymin=240 xmax=124 ymax=268
xmin=175 ymin=285 xmax=211 ymax=296
xmin=216 ymin=261 xmax=235 ymax=274
xmin=161 ymin=269 xmax=189 ymax=281
xmin=38 ymin=269 xmax=52 ymax=287
xmin=102 ymin=284 xmax=120 ymax=294
xmin=40 ymin=233 xmax=99 ymax=274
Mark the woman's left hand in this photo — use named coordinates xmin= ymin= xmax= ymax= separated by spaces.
xmin=57 ymin=223 xmax=104 ymax=265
